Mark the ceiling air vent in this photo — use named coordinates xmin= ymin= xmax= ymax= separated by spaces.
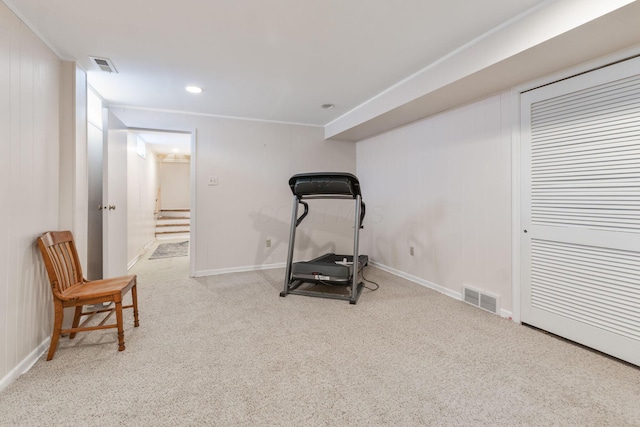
xmin=89 ymin=56 xmax=118 ymax=73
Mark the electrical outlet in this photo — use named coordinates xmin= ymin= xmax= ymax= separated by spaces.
xmin=208 ymin=176 xmax=218 ymax=186
xmin=266 ymin=239 xmax=271 ymax=248
xmin=410 ymin=246 xmax=414 ymax=256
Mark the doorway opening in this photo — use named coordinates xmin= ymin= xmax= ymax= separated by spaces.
xmin=127 ymin=128 xmax=194 ymax=274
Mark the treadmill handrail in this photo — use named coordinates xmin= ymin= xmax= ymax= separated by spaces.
xmin=296 ymin=201 xmax=309 ymax=227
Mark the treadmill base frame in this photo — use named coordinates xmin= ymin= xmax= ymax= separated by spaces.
xmin=280 ymin=280 xmax=364 ymax=305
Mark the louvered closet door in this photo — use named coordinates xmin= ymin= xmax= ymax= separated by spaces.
xmin=521 ymin=56 xmax=640 ymax=366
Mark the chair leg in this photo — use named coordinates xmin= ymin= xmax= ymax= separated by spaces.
xmin=47 ymin=301 xmax=64 ymax=361
xmin=69 ymin=306 xmax=83 ymax=339
xmin=132 ymin=282 xmax=139 ymax=327
xmin=115 ymin=300 xmax=125 ymax=351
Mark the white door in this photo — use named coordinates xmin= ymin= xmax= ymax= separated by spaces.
xmin=86 ymin=89 xmax=105 ymax=280
xmin=103 ymin=110 xmax=128 ymax=277
xmin=521 ymin=56 xmax=640 ymax=366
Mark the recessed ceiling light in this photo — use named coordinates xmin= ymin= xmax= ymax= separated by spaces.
xmin=321 ymin=103 xmax=335 ymax=109
xmin=186 ymin=86 xmax=203 ymax=94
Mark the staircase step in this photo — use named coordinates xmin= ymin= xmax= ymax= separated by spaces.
xmin=156 ymin=229 xmax=190 ymax=234
xmin=159 ymin=209 xmax=190 ymax=218
xmin=156 ymin=225 xmax=190 ymax=233
xmin=156 ymin=232 xmax=190 ymax=240
xmin=157 ymin=218 xmax=190 ymax=226
xmin=156 ymin=209 xmax=190 ymax=238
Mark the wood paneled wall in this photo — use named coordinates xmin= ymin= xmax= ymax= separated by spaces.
xmin=112 ymin=108 xmax=357 ymax=275
xmin=357 ymin=93 xmax=513 ymax=313
xmin=0 ymin=3 xmax=61 ymax=384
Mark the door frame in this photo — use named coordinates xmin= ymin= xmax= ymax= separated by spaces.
xmin=511 ymin=45 xmax=640 ymax=324
xmin=127 ymin=126 xmax=197 ymax=277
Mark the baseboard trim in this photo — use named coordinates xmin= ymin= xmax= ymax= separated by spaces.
xmin=500 ymin=308 xmax=513 ymax=319
xmin=370 ymin=261 xmax=460 ymax=300
xmin=195 ymin=262 xmax=286 ymax=277
xmin=127 ymin=239 xmax=157 ymax=271
xmin=369 ymin=261 xmax=512 ymax=319
xmin=0 ymin=337 xmax=50 ymax=393
xmin=127 ymin=255 xmax=141 ymax=271
xmin=193 ymin=260 xmax=514 ymax=319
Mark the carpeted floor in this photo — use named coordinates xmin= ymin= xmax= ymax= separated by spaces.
xmin=1 ymin=240 xmax=640 ymax=426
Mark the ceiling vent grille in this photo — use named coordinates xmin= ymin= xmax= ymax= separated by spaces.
xmin=463 ymin=286 xmax=500 ymax=315
xmin=89 ymin=56 xmax=118 ymax=73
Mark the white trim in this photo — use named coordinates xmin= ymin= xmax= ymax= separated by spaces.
xmin=510 ymin=86 xmax=523 ymax=324
xmin=126 ymin=127 xmax=191 ymax=136
xmin=195 ymin=262 xmax=286 ymax=277
xmin=0 ymin=337 xmax=50 ymax=393
xmin=500 ymin=308 xmax=513 ymax=319
xmin=370 ymin=261 xmax=513 ymax=319
xmin=189 ymin=129 xmax=197 ymax=278
xmin=370 ymin=261 xmax=459 ymax=299
xmin=514 ymin=43 xmax=640 ymax=95
xmin=108 ymin=104 xmax=324 ymax=129
xmin=127 ymin=239 xmax=156 ymax=271
xmin=127 ymin=255 xmax=140 ymax=271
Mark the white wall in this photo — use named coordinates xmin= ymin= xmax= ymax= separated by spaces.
xmin=0 ymin=3 xmax=61 ymax=387
xmin=356 ymin=93 xmax=513 ymax=313
xmin=127 ymin=133 xmax=160 ymax=267
xmin=111 ymin=108 xmax=356 ymax=275
xmin=159 ymin=162 xmax=190 ymax=210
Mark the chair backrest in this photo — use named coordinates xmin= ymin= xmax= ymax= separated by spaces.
xmin=37 ymin=231 xmax=84 ymax=297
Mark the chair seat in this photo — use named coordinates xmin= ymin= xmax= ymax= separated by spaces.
xmin=63 ymin=275 xmax=137 ymax=301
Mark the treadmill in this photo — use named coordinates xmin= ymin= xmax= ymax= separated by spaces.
xmin=280 ymin=172 xmax=368 ymax=304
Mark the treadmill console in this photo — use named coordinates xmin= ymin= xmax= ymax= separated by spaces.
xmin=289 ymin=172 xmax=361 ymax=198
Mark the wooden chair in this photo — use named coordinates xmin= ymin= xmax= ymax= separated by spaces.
xmin=37 ymin=230 xmax=139 ymax=360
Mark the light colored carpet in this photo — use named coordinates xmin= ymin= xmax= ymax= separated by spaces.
xmin=148 ymin=240 xmax=189 ymax=259
xmin=2 ymin=241 xmax=640 ymax=426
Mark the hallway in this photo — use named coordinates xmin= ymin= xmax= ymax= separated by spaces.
xmin=130 ymin=238 xmax=191 ymax=282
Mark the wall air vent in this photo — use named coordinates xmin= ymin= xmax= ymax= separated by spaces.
xmin=89 ymin=56 xmax=118 ymax=73
xmin=463 ymin=286 xmax=500 ymax=315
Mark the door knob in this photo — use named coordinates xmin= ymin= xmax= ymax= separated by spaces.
xmin=98 ymin=204 xmax=103 ymax=211
xmin=108 ymin=205 xmax=116 ymax=210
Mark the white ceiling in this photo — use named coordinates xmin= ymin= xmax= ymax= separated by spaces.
xmin=4 ymin=0 xmax=548 ymax=127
